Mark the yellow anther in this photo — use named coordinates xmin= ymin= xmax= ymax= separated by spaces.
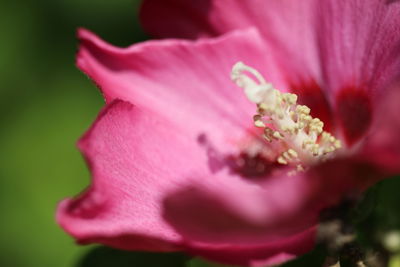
xmin=254 ymin=120 xmax=265 ymax=127
xmin=277 ymin=156 xmax=288 ymax=165
xmin=312 ymin=118 xmax=321 ymax=124
xmin=283 ymin=151 xmax=291 ymax=160
xmin=288 ymin=149 xmax=298 ymax=158
xmin=272 ymin=131 xmax=284 ymax=140
xmin=253 ymin=115 xmax=265 ymax=127
xmin=298 ymin=122 xmax=305 ymax=129
xmin=303 ymin=115 xmax=312 ymax=122
xmin=257 ymin=104 xmax=267 ymax=115
xmin=289 ymin=94 xmax=298 ymax=105
xmin=311 ymin=144 xmax=320 ymax=156
xmin=296 ymin=105 xmax=310 ymax=115
xmin=283 ymin=93 xmax=298 ymax=105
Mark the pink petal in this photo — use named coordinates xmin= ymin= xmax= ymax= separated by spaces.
xmin=76 ymin=27 xmax=288 ymax=133
xmin=57 ymin=100 xmax=221 ymax=251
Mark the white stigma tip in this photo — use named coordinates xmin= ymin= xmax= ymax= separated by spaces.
xmin=231 ymin=62 xmax=273 ymax=103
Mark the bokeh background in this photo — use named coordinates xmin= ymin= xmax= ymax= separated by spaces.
xmin=0 ymin=0 xmax=146 ymax=266
xmin=1 ymin=1 xmax=400 ymax=267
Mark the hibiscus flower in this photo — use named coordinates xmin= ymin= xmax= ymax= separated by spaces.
xmin=57 ymin=0 xmax=400 ymax=266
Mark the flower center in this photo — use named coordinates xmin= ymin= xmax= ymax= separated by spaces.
xmin=231 ymin=62 xmax=341 ymax=171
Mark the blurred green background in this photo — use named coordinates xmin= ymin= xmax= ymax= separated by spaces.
xmin=0 ymin=0 xmax=146 ymax=266
xmin=1 ymin=0 xmax=400 ymax=267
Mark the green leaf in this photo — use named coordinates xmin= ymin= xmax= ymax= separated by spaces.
xmin=78 ymin=246 xmax=189 ymax=267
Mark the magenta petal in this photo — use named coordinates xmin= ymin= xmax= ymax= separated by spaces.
xmin=57 ymin=100 xmax=228 ymax=251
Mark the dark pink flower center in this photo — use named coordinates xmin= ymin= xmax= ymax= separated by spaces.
xmin=336 ymin=87 xmax=372 ymax=146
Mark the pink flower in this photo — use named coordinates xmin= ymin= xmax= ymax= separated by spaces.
xmin=57 ymin=0 xmax=400 ymax=266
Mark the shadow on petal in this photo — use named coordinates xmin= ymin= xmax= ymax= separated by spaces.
xmin=197 ymin=132 xmax=283 ymax=181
